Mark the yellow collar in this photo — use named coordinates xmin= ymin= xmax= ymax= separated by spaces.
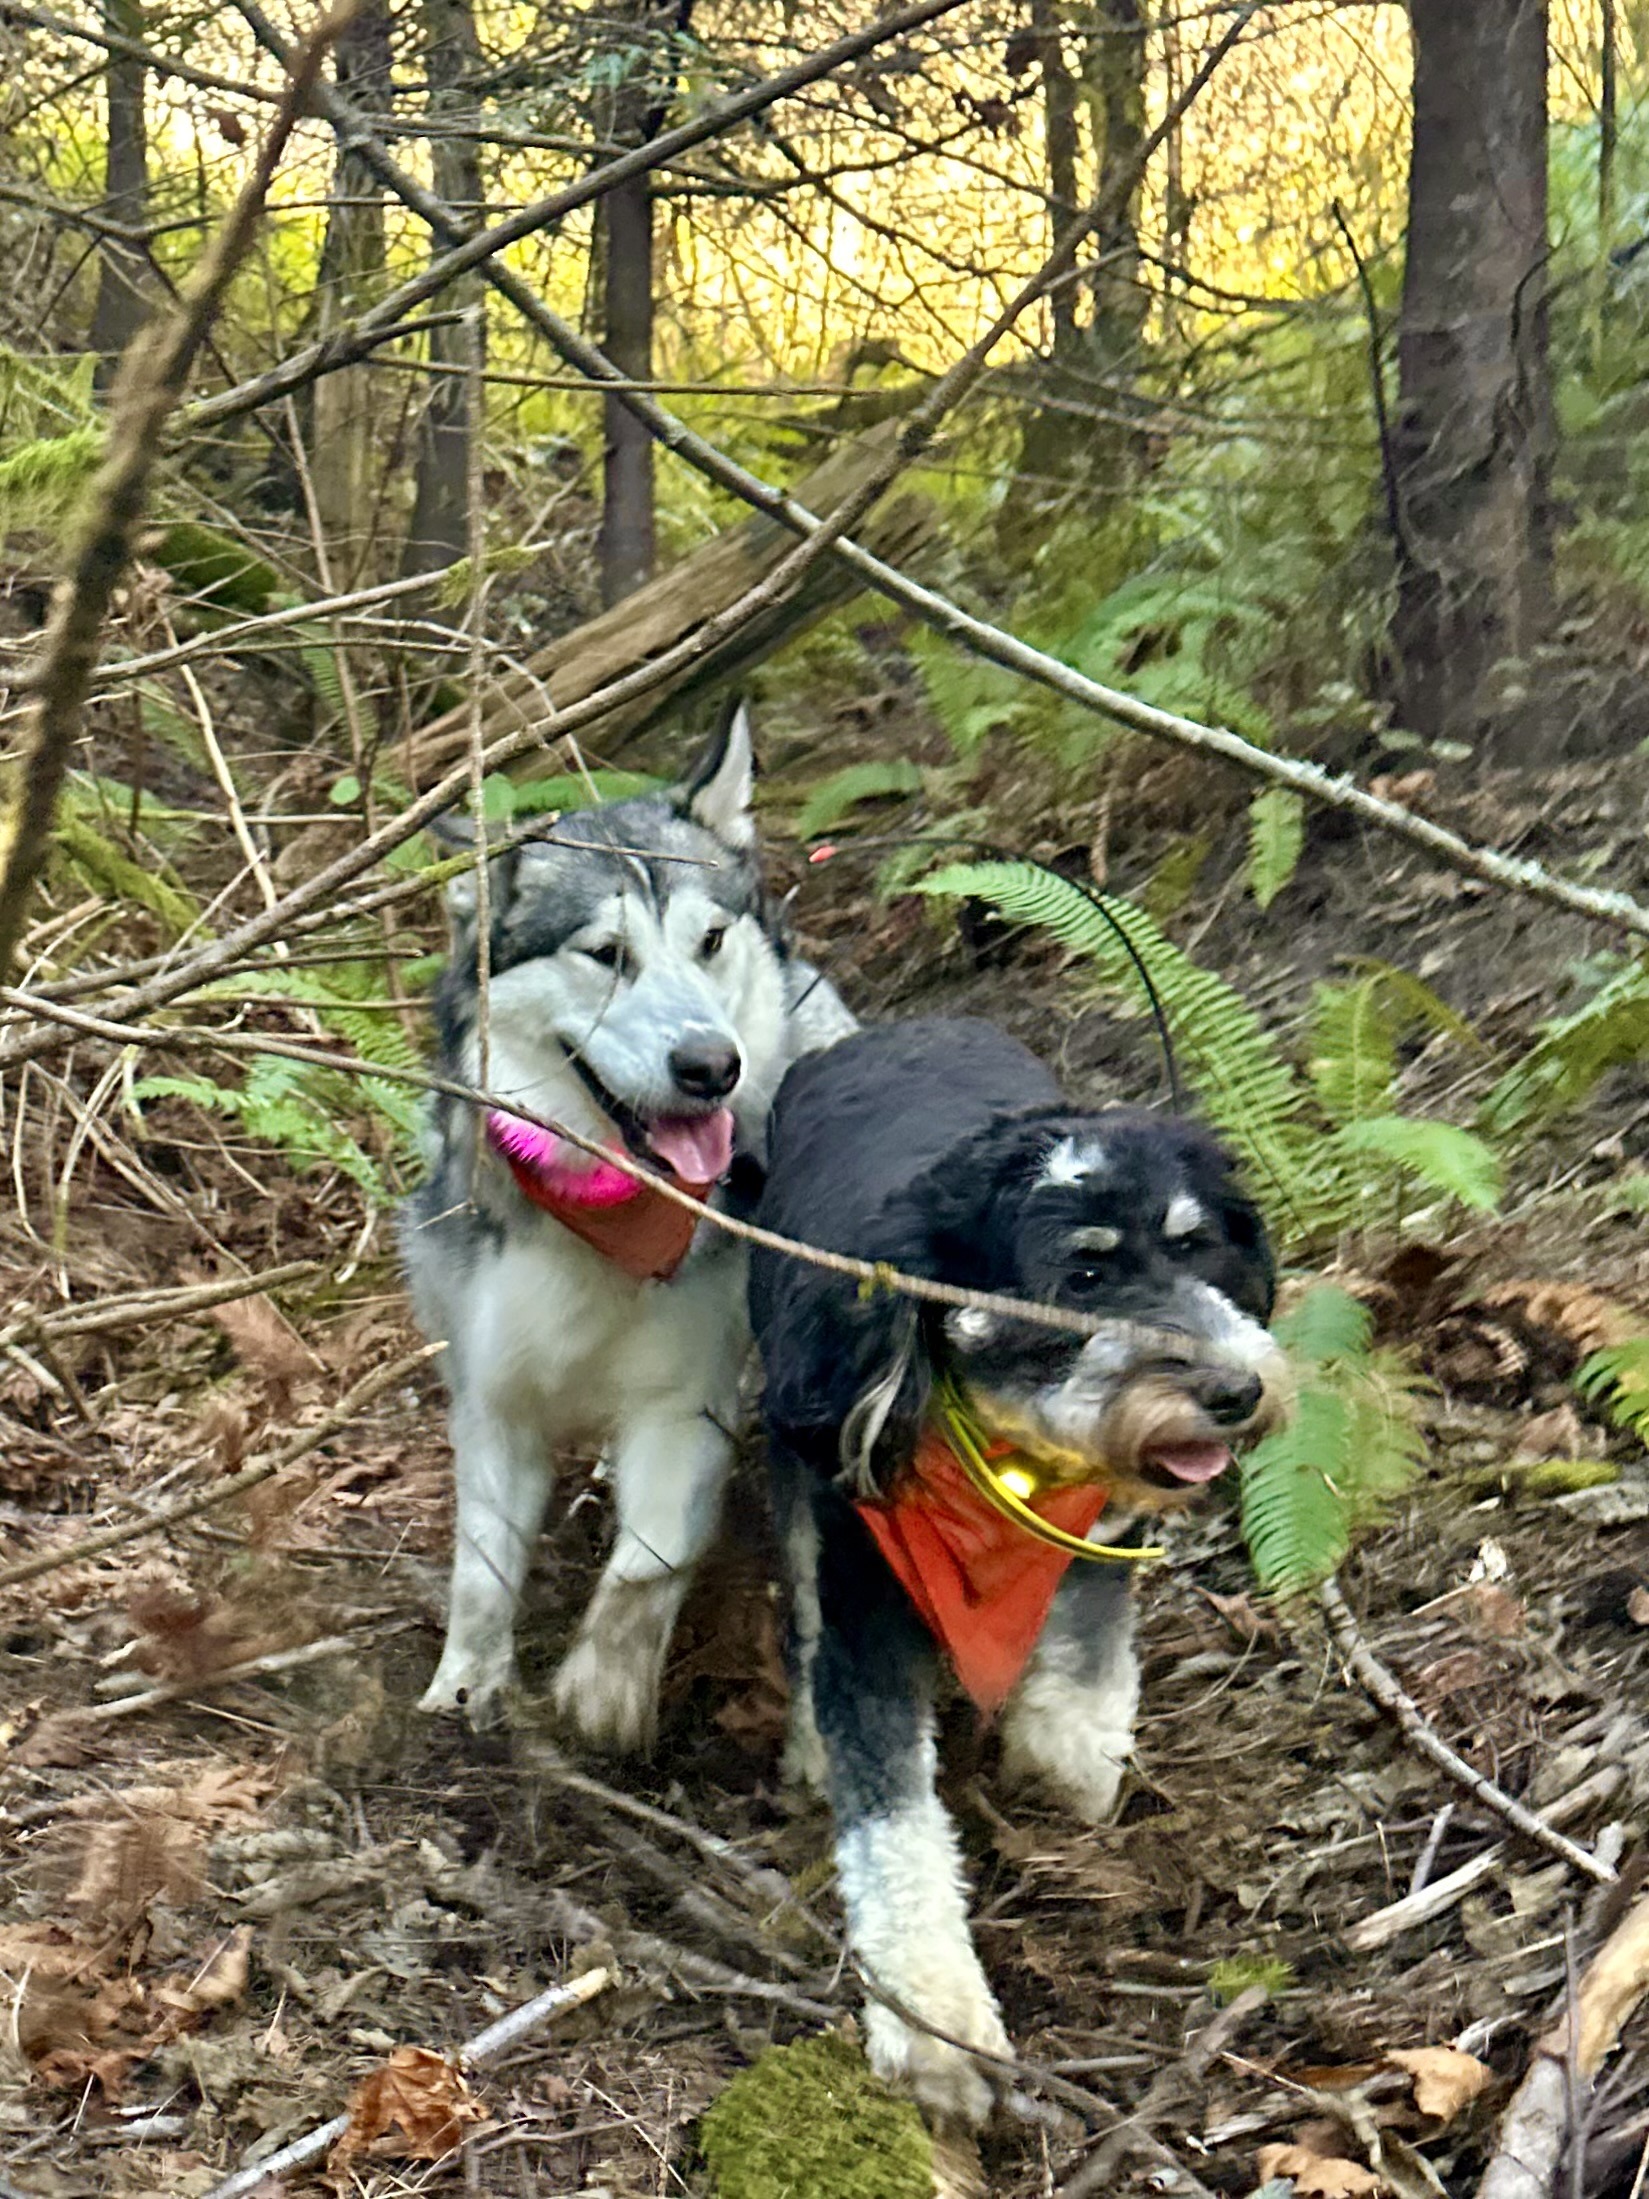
xmin=933 ymin=1374 xmax=1164 ymax=1565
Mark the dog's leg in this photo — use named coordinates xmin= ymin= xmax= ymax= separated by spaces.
xmin=999 ymin=1561 xmax=1139 ymax=1823
xmin=771 ymin=1444 xmax=826 ymax=1792
xmin=551 ymin=1406 xmax=731 ymax=1753
xmin=809 ymin=1490 xmax=1008 ymax=2130
xmin=421 ymin=1396 xmax=554 ymax=1720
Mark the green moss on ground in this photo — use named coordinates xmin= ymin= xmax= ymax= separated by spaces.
xmin=700 ymin=2033 xmax=932 ymax=2199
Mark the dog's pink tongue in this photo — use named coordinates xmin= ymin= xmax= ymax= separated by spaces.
xmin=1145 ymin=1442 xmax=1232 ymax=1485
xmin=645 ymin=1108 xmax=735 ymax=1184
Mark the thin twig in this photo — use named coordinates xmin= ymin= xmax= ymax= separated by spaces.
xmin=192 ymin=0 xmax=976 ymax=434
xmin=0 ymin=0 xmax=359 ymax=985
xmin=0 ymin=983 xmax=1132 ymax=1339
xmin=0 ymin=1344 xmax=439 ymax=1589
xmin=1321 ymin=1578 xmax=1616 ymax=1884
xmin=201 ymin=1965 xmax=614 ymax=2199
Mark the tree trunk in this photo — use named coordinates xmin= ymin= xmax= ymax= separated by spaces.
xmin=1391 ymin=0 xmax=1555 ymax=759
xmin=402 ymin=0 xmax=485 ymax=577
xmin=311 ymin=0 xmax=392 ymax=584
xmin=88 ymin=0 xmax=148 ymax=378
xmin=598 ymin=0 xmax=689 ymax=608
xmin=600 ymin=164 xmax=655 ymax=606
xmin=1011 ymin=0 xmax=1147 ymax=530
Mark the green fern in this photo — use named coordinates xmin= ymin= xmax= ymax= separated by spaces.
xmin=1240 ymin=1284 xmax=1427 ymax=1598
xmin=0 ymin=424 xmax=103 ymax=541
xmin=131 ymin=1060 xmax=391 ymax=1201
xmin=1482 ymin=954 xmax=1649 ymax=1134
xmin=1327 ymin=1115 xmax=1502 ymax=1212
xmin=1574 ymin=1338 xmax=1649 ymax=1444
xmin=1246 ymin=788 xmax=1303 ymax=910
xmin=793 ymin=759 xmax=923 ymax=841
xmin=916 ymin=863 xmax=1496 ymax=1249
xmin=917 ymin=859 xmax=1322 ymax=1231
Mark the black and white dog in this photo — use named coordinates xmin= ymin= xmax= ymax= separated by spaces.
xmin=402 ymin=707 xmax=853 ymax=1746
xmin=749 ymin=1017 xmax=1287 ymax=2126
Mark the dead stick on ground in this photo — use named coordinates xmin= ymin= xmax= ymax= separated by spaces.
xmin=1320 ymin=1577 xmax=1616 ymax=1884
xmin=63 ymin=1632 xmax=365 ymax=1723
xmin=201 ymin=1964 xmax=614 ymax=2199
xmin=0 ymin=0 xmax=357 ymax=986
xmin=0 ymin=1344 xmax=439 ymax=1590
xmin=1346 ymin=1768 xmax=1626 ymax=1953
xmin=1477 ymin=1891 xmax=1649 ymax=2199
xmin=0 ymin=1259 xmax=319 ymax=1349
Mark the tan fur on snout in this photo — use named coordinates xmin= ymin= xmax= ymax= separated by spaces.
xmin=966 ymin=1345 xmax=1294 ymax=1510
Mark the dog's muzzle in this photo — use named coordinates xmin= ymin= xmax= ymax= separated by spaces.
xmin=967 ymin=1322 xmax=1292 ymax=1503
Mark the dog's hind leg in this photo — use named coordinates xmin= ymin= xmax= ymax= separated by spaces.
xmin=551 ymin=1406 xmax=732 ymax=1754
xmin=422 ymin=1398 xmax=555 ymax=1721
xmin=999 ymin=1561 xmax=1139 ymax=1823
xmin=808 ymin=1485 xmax=1008 ymax=2131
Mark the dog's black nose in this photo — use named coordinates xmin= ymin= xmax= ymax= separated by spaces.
xmin=1198 ymin=1369 xmax=1264 ymax=1426
xmin=670 ymin=1038 xmax=741 ymax=1100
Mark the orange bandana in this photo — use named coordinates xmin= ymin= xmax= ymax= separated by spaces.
xmin=855 ymin=1428 xmax=1108 ymax=1713
xmin=499 ymin=1152 xmax=711 ymax=1282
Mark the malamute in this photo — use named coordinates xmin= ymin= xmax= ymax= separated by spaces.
xmin=402 ymin=705 xmax=853 ymax=1748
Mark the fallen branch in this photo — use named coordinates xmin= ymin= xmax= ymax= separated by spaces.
xmin=1477 ymin=1891 xmax=1649 ymax=2199
xmin=1321 ymin=1578 xmax=1616 ymax=1884
xmin=1345 ymin=1767 xmax=1626 ymax=1953
xmin=0 ymin=0 xmax=356 ymax=986
xmin=0 ymin=1343 xmax=439 ymax=1590
xmin=0 ymin=1259 xmax=319 ymax=1350
xmin=201 ymin=1962 xmax=614 ymax=2199
xmin=63 ymin=1631 xmax=363 ymax=1723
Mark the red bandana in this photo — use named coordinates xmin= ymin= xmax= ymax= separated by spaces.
xmin=499 ymin=1152 xmax=712 ymax=1282
xmin=855 ymin=1429 xmax=1108 ymax=1713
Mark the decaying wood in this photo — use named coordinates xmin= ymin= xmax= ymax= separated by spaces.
xmin=1477 ymin=1891 xmax=1649 ymax=2199
xmin=404 ymin=420 xmax=934 ymax=777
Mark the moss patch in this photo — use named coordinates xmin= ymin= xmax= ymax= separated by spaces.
xmin=700 ymin=2033 xmax=932 ymax=2199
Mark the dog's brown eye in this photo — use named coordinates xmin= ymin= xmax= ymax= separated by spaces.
xmin=700 ymin=926 xmax=727 ymax=961
xmin=584 ymin=940 xmax=632 ymax=977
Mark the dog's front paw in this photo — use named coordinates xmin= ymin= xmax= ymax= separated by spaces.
xmin=550 ymin=1627 xmax=658 ymax=1755
xmin=419 ymin=1645 xmax=516 ymax=1725
xmin=864 ymin=1992 xmax=1009 ymax=2132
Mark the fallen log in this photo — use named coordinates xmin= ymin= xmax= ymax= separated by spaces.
xmin=405 ymin=418 xmax=934 ymax=781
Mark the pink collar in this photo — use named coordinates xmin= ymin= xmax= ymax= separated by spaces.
xmin=486 ymin=1112 xmax=712 ymax=1282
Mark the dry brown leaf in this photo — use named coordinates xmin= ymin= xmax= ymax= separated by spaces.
xmin=1513 ymin=1403 xmax=1585 ymax=1462
xmin=330 ymin=2046 xmax=488 ymax=2164
xmin=1386 ymin=2045 xmax=1492 ymax=2122
xmin=1256 ymin=2143 xmax=1384 ymax=2196
xmin=1626 ymin=1585 xmax=1649 ymax=1627
xmin=155 ymin=1928 xmax=252 ymax=2016
xmin=208 ymin=1293 xmax=321 ymax=1390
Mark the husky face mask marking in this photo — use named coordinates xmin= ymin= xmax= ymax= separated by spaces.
xmin=401 ymin=702 xmax=856 ymax=1741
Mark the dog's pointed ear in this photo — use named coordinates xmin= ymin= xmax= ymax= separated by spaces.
xmin=678 ymin=697 xmax=755 ymax=848
xmin=430 ymin=810 xmax=517 ymax=941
